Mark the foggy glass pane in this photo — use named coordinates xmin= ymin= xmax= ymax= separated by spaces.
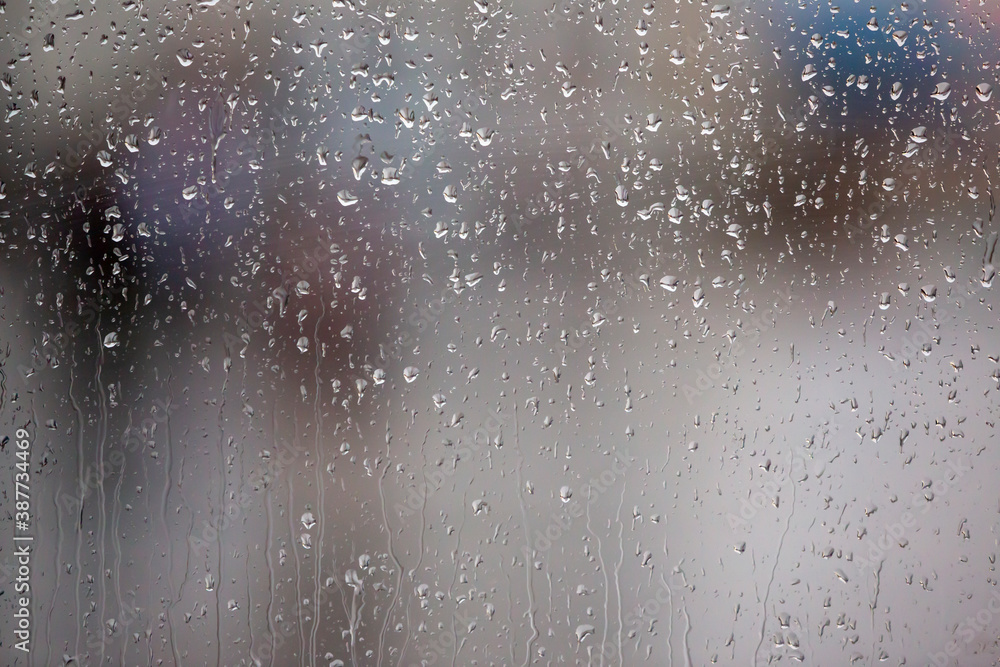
xmin=1 ymin=1 xmax=999 ymax=665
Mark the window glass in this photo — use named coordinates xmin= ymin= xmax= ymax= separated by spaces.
xmin=2 ymin=1 xmax=998 ymax=665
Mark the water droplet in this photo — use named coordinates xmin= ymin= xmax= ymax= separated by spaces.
xmin=660 ymin=275 xmax=679 ymax=291
xmin=615 ymin=183 xmax=629 ymax=207
xmin=351 ymin=156 xmax=368 ymax=180
xmin=981 ymin=264 xmax=995 ymax=287
xmin=476 ymin=128 xmax=495 ymax=146
xmin=931 ymin=82 xmax=951 ymax=101
xmin=337 ymin=190 xmax=359 ymax=206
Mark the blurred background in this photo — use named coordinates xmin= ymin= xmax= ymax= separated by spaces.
xmin=2 ymin=0 xmax=1000 ymax=665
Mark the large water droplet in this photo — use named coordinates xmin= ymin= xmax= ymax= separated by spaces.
xmin=930 ymin=82 xmax=951 ymax=101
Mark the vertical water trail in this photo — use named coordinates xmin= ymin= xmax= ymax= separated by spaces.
xmin=45 ymin=478 xmax=65 ymax=667
xmin=172 ymin=391 xmax=193 ymax=657
xmin=94 ymin=323 xmax=109 ymax=667
xmin=233 ymin=325 xmax=252 ymax=658
xmin=586 ymin=483 xmax=610 ymax=667
xmin=503 ymin=567 xmax=516 ymax=666
xmin=264 ymin=481 xmax=277 ymax=667
xmin=289 ymin=429 xmax=307 ymax=667
xmin=337 ymin=556 xmax=364 ymax=667
xmin=162 ymin=377 xmax=182 ymax=667
xmin=869 ymin=559 xmax=883 ymax=667
xmin=174 ymin=509 xmax=195 ymax=663
xmin=753 ymin=450 xmax=797 ymax=666
xmin=112 ymin=412 xmax=129 ymax=666
xmin=216 ymin=356 xmax=230 ymax=666
xmin=377 ymin=460 xmax=404 ymax=667
xmin=68 ymin=362 xmax=85 ymax=661
xmin=614 ymin=483 xmax=626 ymax=664
xmin=137 ymin=371 xmax=155 ymax=661
xmin=310 ymin=284 xmax=326 ymax=664
xmin=546 ymin=571 xmax=554 ymax=640
xmin=450 ymin=488 xmax=469 ymax=667
xmin=397 ymin=427 xmax=431 ymax=667
xmin=681 ymin=602 xmax=693 ymax=667
xmin=265 ymin=407 xmax=279 ymax=667
xmin=660 ymin=572 xmax=674 ymax=667
xmin=412 ymin=428 xmax=431 ymax=580
xmin=139 ymin=410 xmax=156 ymax=664
xmin=513 ymin=399 xmax=538 ymax=667
xmin=246 ymin=550 xmax=255 ymax=663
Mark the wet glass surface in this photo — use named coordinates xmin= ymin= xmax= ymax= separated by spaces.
xmin=2 ymin=1 xmax=1000 ymax=665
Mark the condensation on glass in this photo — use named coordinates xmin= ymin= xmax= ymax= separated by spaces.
xmin=0 ymin=1 xmax=998 ymax=666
